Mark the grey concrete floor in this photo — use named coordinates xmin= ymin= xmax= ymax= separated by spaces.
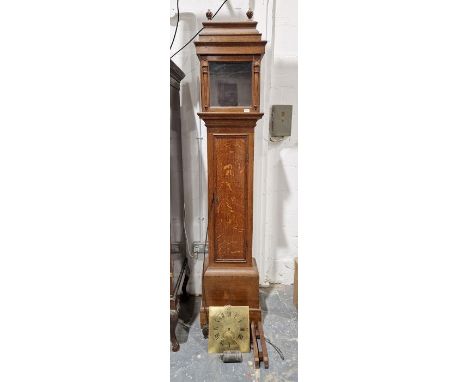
xmin=171 ymin=285 xmax=298 ymax=382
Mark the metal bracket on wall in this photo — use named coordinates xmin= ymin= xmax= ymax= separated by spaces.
xmin=192 ymin=241 xmax=209 ymax=255
xmin=171 ymin=242 xmax=185 ymax=254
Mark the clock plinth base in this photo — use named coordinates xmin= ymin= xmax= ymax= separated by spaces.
xmin=199 ymin=259 xmax=262 ymax=328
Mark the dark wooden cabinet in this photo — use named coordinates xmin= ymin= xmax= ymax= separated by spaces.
xmin=170 ymin=59 xmax=189 ymax=352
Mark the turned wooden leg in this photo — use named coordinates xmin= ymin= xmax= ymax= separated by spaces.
xmin=170 ymin=309 xmax=180 ymax=352
xmin=199 ymin=304 xmax=209 ymax=338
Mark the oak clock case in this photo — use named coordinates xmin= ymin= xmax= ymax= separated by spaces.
xmin=194 ymin=21 xmax=267 ymax=335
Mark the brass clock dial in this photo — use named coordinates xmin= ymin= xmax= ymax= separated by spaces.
xmin=208 ymin=305 xmax=250 ymax=353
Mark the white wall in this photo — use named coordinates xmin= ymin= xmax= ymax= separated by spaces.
xmin=263 ymin=0 xmax=298 ymax=284
xmin=170 ymin=0 xmax=297 ymax=293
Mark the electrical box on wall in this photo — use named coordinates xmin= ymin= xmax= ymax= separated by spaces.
xmin=270 ymin=105 xmax=293 ymax=137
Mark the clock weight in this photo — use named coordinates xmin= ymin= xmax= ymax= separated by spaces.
xmin=220 ymin=350 xmax=242 ymax=363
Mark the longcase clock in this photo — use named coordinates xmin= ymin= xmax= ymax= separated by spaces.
xmin=195 ymin=17 xmax=268 ymax=366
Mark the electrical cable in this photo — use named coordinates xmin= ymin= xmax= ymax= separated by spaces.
xmin=197 ymin=116 xmax=204 ymax=245
xmin=170 ymin=0 xmax=180 ymax=50
xmin=209 ymin=0 xmax=229 ymax=19
xmin=183 ymin=202 xmax=197 ymax=259
xmin=265 ymin=338 xmax=285 ymax=360
xmin=201 ymin=193 xmax=216 ymax=334
xmin=170 ymin=0 xmax=229 ymax=59
xmin=170 ymin=26 xmax=203 ymax=60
